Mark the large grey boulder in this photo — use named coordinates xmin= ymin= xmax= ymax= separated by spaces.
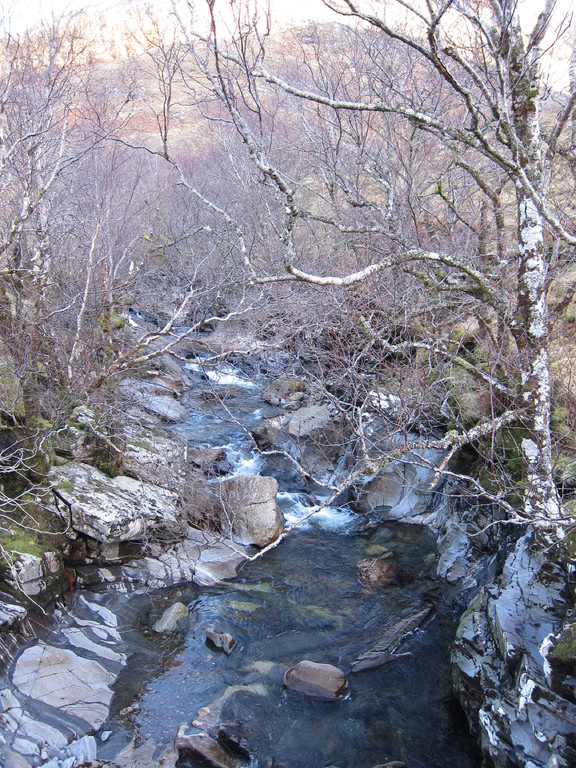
xmin=282 ymin=660 xmax=348 ymax=700
xmin=253 ymin=403 xmax=346 ymax=481
xmin=50 ymin=462 xmax=181 ymax=543
xmin=219 ymin=475 xmax=284 ymax=547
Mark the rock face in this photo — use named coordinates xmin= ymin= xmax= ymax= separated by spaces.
xmin=51 ymin=462 xmax=181 ymax=543
xmin=452 ymin=533 xmax=576 ymax=768
xmin=282 ymin=660 xmax=348 ymax=700
xmin=219 ymin=475 xmax=284 ymax=547
xmin=352 ymin=450 xmax=444 ymax=522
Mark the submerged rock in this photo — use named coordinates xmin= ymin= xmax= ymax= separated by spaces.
xmin=282 ymin=660 xmax=348 ymax=700
xmin=357 ymin=558 xmax=399 ymax=586
xmin=153 ymin=602 xmax=190 ymax=633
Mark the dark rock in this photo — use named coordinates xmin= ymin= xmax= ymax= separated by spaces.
xmin=205 ymin=626 xmax=237 ymax=654
xmin=282 ymin=660 xmax=348 ymax=700
xmin=217 ymin=724 xmax=252 ymax=760
xmin=175 ymin=728 xmax=248 ymax=768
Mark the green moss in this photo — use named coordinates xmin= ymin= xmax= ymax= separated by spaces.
xmin=551 ymin=624 xmax=576 ymax=664
xmin=98 ymin=310 xmax=126 ymax=332
xmin=0 ymin=528 xmax=44 ymax=558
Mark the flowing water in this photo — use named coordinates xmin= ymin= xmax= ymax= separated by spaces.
xmin=98 ymin=359 xmax=480 ymax=768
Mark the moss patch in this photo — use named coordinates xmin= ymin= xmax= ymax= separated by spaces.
xmin=551 ymin=624 xmax=576 ymax=664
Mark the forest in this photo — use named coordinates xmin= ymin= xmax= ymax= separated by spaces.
xmin=1 ymin=1 xmax=576 ymax=766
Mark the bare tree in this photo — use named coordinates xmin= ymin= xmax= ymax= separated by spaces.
xmin=163 ymin=0 xmax=576 ymax=530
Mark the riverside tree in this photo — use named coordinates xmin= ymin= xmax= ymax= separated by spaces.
xmin=163 ymin=0 xmax=576 ymax=530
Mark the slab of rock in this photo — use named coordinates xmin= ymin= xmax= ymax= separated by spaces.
xmin=51 ymin=462 xmax=181 ymax=543
xmin=153 ymin=602 xmax=190 ymax=633
xmin=282 ymin=660 xmax=348 ymax=700
xmin=220 ymin=475 xmax=284 ymax=547
xmin=11 ymin=642 xmax=115 ymax=729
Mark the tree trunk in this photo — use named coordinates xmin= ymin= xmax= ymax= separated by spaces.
xmin=514 ymin=190 xmax=561 ymax=521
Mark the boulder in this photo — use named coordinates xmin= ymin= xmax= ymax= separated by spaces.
xmin=153 ymin=602 xmax=190 ymax=633
xmin=5 ymin=551 xmax=62 ymax=597
xmin=352 ymin=450 xmax=444 ymax=522
xmin=51 ymin=462 xmax=181 ymax=543
xmin=262 ymin=377 xmax=306 ymax=409
xmin=120 ymin=378 xmax=186 ymax=422
xmin=357 ymin=558 xmax=399 ymax=586
xmin=253 ymin=403 xmax=347 ymax=482
xmin=219 ymin=475 xmax=284 ymax=547
xmin=282 ymin=660 xmax=348 ymax=700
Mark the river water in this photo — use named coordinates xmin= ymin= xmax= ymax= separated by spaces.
xmin=98 ymin=360 xmax=480 ymax=768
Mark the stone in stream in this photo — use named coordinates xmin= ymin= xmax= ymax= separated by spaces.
xmin=152 ymin=602 xmax=190 ymax=633
xmin=357 ymin=558 xmax=400 ymax=586
xmin=282 ymin=660 xmax=348 ymax=700
xmin=205 ymin=626 xmax=237 ymax=654
xmin=351 ymin=604 xmax=434 ymax=672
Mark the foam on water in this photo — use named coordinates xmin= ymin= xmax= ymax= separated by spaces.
xmin=278 ymin=491 xmax=356 ymax=530
xmin=186 ymin=361 xmax=256 ymax=389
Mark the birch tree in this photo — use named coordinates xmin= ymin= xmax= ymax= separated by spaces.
xmin=172 ymin=0 xmax=576 ymax=528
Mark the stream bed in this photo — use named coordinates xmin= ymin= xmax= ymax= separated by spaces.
xmin=102 ymin=520 xmax=480 ymax=768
